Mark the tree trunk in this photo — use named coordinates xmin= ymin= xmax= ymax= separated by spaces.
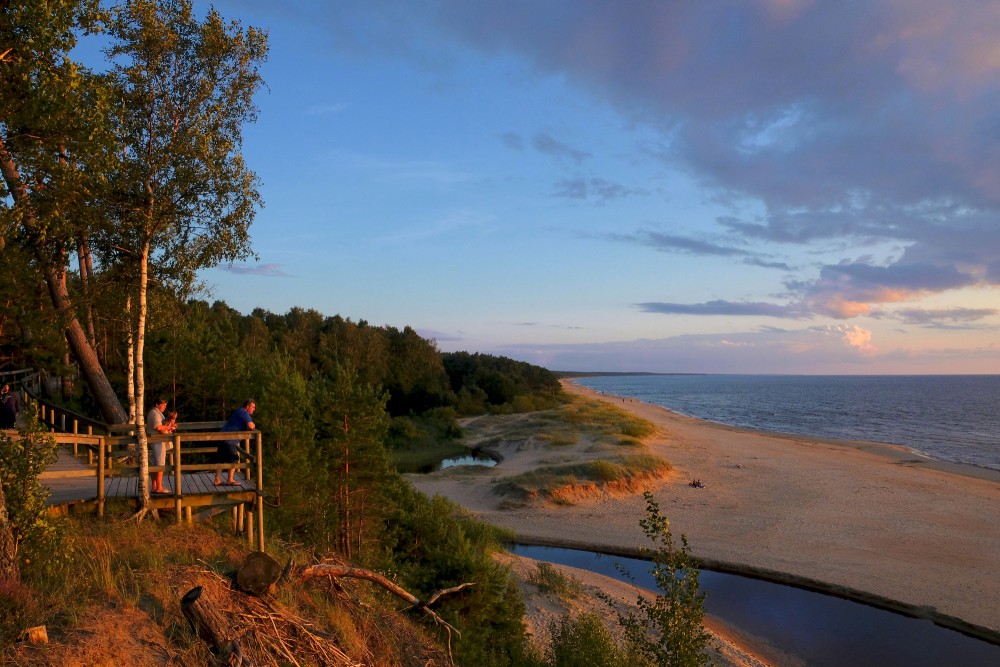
xmin=135 ymin=246 xmax=151 ymax=511
xmin=43 ymin=263 xmax=127 ymax=424
xmin=126 ymin=295 xmax=136 ymax=422
xmin=180 ymin=586 xmax=238 ymax=663
xmin=76 ymin=233 xmax=98 ymax=351
xmin=0 ymin=136 xmax=126 ymax=425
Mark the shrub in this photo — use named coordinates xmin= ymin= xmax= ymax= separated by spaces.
xmin=546 ymin=612 xmax=643 ymax=667
xmin=0 ymin=405 xmax=72 ymax=580
xmin=611 ymin=492 xmax=709 ymax=667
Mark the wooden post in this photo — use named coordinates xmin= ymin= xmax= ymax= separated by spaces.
xmin=255 ymin=431 xmax=264 ymax=551
xmin=173 ymin=433 xmax=183 ymax=524
xmin=238 ymin=503 xmax=245 ymax=534
xmin=97 ymin=438 xmax=106 ymax=518
xmin=231 ymin=506 xmax=238 ymax=535
xmin=246 ymin=511 xmax=254 ymax=547
xmin=72 ymin=420 xmax=78 ymax=456
xmin=184 ymin=506 xmax=192 ymax=525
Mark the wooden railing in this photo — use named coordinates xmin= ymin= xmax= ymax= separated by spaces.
xmin=15 ymin=386 xmax=266 ymax=550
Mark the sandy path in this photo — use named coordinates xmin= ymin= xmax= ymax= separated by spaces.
xmin=409 ymin=380 xmax=1000 ymax=643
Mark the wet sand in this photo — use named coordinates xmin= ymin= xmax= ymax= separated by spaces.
xmin=408 ymin=380 xmax=1000 ymax=644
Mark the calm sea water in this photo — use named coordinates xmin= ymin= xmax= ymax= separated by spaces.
xmin=573 ymin=375 xmax=1000 ymax=471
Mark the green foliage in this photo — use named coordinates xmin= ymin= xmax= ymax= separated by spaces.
xmin=443 ymin=352 xmax=562 ymax=415
xmin=379 ymin=484 xmax=533 ymax=666
xmin=613 ymin=492 xmax=710 ymax=667
xmin=0 ymin=405 xmax=72 ymax=580
xmin=546 ymin=612 xmax=645 ymax=667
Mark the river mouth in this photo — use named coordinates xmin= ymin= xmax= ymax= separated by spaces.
xmin=510 ymin=544 xmax=1000 ymax=667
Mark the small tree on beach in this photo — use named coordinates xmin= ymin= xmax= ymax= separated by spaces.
xmin=611 ymin=491 xmax=710 ymax=667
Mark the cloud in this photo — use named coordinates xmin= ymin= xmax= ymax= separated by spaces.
xmin=637 ymin=300 xmax=804 ymax=318
xmin=532 ymin=132 xmax=590 ymax=163
xmin=552 ymin=177 xmax=646 ymax=202
xmin=802 ymin=260 xmax=977 ymax=318
xmin=494 ymin=324 xmax=886 ymax=374
xmin=612 ymin=229 xmax=750 ymax=257
xmin=223 ymin=263 xmax=292 ymax=277
xmin=878 ymin=307 xmax=999 ymax=326
xmin=310 ymin=2 xmax=1000 ymax=323
xmin=498 ymin=131 xmax=524 ymax=150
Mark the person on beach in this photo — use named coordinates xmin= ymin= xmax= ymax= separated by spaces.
xmin=215 ymin=399 xmax=256 ymax=486
xmin=0 ymin=384 xmax=20 ymax=429
xmin=146 ymin=398 xmax=173 ymax=494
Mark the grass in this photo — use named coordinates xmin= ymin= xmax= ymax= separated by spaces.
xmin=2 ymin=516 xmax=450 ymax=665
xmin=494 ymin=455 xmax=671 ymax=502
xmin=527 ymin=562 xmax=584 ymax=599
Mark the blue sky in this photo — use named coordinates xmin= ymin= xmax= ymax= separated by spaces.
xmin=175 ymin=0 xmax=1000 ymax=374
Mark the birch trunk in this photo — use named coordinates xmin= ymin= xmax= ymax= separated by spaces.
xmin=134 ymin=245 xmax=151 ymax=511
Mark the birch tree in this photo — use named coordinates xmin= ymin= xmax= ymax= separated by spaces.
xmin=103 ymin=0 xmax=266 ymax=514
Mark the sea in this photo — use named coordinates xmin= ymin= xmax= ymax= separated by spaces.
xmin=572 ymin=374 xmax=1000 ymax=471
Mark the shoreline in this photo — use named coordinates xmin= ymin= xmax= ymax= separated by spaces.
xmin=408 ymin=380 xmax=1000 ymax=647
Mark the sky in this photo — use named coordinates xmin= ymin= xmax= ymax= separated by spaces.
xmin=174 ymin=0 xmax=1000 ymax=374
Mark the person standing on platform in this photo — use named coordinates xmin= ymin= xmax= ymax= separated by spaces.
xmin=146 ymin=398 xmax=172 ymax=494
xmin=0 ymin=384 xmax=18 ymax=429
xmin=215 ymin=399 xmax=256 ymax=486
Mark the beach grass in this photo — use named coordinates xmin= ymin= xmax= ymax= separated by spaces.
xmin=494 ymin=454 xmax=671 ymax=502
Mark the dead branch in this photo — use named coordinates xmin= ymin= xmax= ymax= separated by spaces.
xmin=300 ymin=563 xmax=474 ymax=652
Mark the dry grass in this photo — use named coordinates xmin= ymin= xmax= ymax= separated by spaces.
xmin=2 ymin=518 xmax=451 ymax=666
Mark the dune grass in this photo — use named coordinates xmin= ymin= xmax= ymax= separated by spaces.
xmin=495 ymin=454 xmax=671 ymax=502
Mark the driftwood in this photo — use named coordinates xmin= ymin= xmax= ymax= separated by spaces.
xmin=181 ymin=586 xmax=243 ymax=665
xmin=300 ymin=563 xmax=474 ymax=654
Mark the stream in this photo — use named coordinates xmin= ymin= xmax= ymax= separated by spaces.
xmin=510 ymin=544 xmax=1000 ymax=667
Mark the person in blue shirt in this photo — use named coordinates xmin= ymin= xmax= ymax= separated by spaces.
xmin=215 ymin=399 xmax=256 ymax=486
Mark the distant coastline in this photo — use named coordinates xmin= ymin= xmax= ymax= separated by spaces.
xmin=553 ymin=370 xmax=705 ymax=378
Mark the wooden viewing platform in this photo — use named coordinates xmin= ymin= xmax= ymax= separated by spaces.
xmin=2 ymin=377 xmax=267 ymax=550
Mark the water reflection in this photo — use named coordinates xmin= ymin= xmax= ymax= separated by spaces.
xmin=438 ymin=454 xmax=497 ymax=470
xmin=511 ymin=545 xmax=1000 ymax=667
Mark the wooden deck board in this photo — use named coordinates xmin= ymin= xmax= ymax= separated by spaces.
xmin=44 ymin=470 xmax=255 ymax=505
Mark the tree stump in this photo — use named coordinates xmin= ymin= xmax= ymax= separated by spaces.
xmin=236 ymin=550 xmax=282 ymax=597
xmin=181 ymin=586 xmax=236 ymax=663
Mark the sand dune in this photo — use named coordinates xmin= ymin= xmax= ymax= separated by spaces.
xmin=408 ymin=380 xmax=1000 ymax=645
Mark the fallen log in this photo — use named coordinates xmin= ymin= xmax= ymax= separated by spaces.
xmin=181 ymin=585 xmax=242 ymax=665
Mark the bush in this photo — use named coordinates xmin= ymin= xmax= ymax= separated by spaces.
xmin=612 ymin=492 xmax=709 ymax=667
xmin=0 ymin=405 xmax=72 ymax=580
xmin=546 ymin=612 xmax=643 ymax=667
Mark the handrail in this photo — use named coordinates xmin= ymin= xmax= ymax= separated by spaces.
xmin=17 ymin=368 xmax=265 ymax=549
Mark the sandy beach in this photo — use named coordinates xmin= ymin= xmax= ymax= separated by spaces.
xmin=408 ymin=380 xmax=1000 ymax=646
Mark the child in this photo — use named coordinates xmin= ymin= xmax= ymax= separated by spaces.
xmin=164 ymin=410 xmax=178 ymax=433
